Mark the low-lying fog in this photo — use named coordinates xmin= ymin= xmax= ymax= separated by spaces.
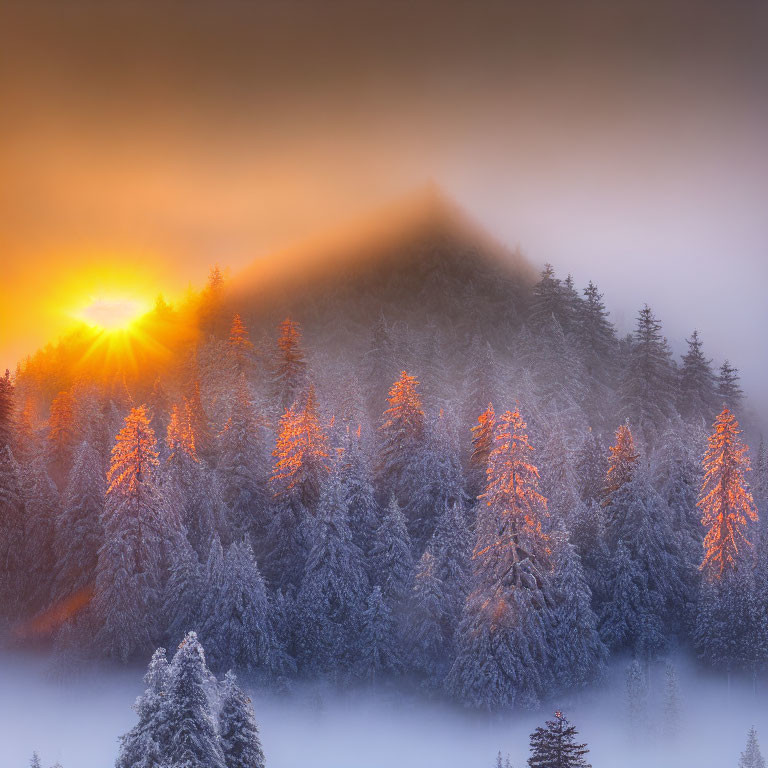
xmin=2 ymin=650 xmax=766 ymax=768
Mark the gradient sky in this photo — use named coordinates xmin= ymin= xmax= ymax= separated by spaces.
xmin=1 ymin=1 xmax=767 ymax=416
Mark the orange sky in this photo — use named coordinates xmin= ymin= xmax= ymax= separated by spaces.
xmin=1 ymin=1 xmax=767 ymax=414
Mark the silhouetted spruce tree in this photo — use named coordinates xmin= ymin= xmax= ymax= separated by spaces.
xmin=184 ymin=381 xmax=216 ymax=467
xmin=219 ymin=671 xmax=266 ymax=768
xmin=678 ymin=330 xmax=717 ymax=422
xmin=529 ymin=264 xmax=568 ymax=332
xmin=717 ymin=360 xmax=744 ymax=411
xmin=619 ymin=305 xmax=676 ymax=439
xmin=527 ymin=711 xmax=591 ymax=768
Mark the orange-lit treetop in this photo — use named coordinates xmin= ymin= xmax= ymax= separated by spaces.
xmin=271 ymin=384 xmax=330 ymax=509
xmin=470 ymin=402 xmax=496 ymax=477
xmin=604 ymin=422 xmax=638 ymax=503
xmin=699 ymin=407 xmax=757 ymax=580
xmin=381 ymin=371 xmax=424 ymax=439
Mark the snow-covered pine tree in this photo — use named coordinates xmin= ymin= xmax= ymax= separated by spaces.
xmin=157 ymin=631 xmax=226 ymax=768
xmin=295 ymin=467 xmax=368 ymax=675
xmin=219 ymin=670 xmax=266 ymax=768
xmin=527 ymin=711 xmax=591 ymax=768
xmin=678 ymin=330 xmax=717 ymax=423
xmin=575 ymin=428 xmax=607 ymax=505
xmin=448 ymin=408 xmax=556 ymax=710
xmin=218 ymin=375 xmax=270 ymax=548
xmin=0 ymin=368 xmax=12 ymax=451
xmin=0 ymin=446 xmax=26 ymax=615
xmin=407 ymin=550 xmax=449 ymax=679
xmin=338 ymin=426 xmax=379 ymax=559
xmin=576 ymin=280 xmax=617 ymax=383
xmin=201 ymin=538 xmax=283 ymax=677
xmin=550 ymin=530 xmax=607 ymax=691
xmin=47 ymin=389 xmax=78 ymax=489
xmin=740 ymin=728 xmax=767 ymax=768
xmin=22 ymin=456 xmax=60 ymax=610
xmin=429 ymin=500 xmax=471 ymax=642
xmin=165 ymin=403 xmax=228 ymax=557
xmin=377 ymin=371 xmax=428 ymax=539
xmin=91 ymin=406 xmax=173 ymax=662
xmin=53 ymin=440 xmax=104 ymax=602
xmin=273 ymin=317 xmax=309 ymax=413
xmin=162 ymin=529 xmax=204 ymax=646
xmin=369 ymin=495 xmax=413 ymax=618
xmin=115 ymin=647 xmax=169 ymax=768
xmin=529 ymin=264 xmax=569 ymax=332
xmin=358 ymin=585 xmax=402 ymax=683
xmin=603 ymin=422 xmax=638 ymax=505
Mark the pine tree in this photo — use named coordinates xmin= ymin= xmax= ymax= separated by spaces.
xmin=718 ymin=360 xmax=744 ymax=411
xmin=576 ymin=281 xmax=617 ymax=382
xmin=619 ymin=305 xmax=676 ymax=438
xmin=295 ymin=468 xmax=368 ymax=674
xmin=184 ymin=381 xmax=216 ymax=467
xmin=407 ymin=550 xmax=449 ymax=679
xmin=429 ymin=500 xmax=471 ymax=639
xmin=47 ymin=389 xmax=78 ymax=489
xmin=228 ymin=313 xmax=255 ymax=377
xmin=165 ymin=404 xmax=227 ymax=558
xmin=550 ymin=531 xmax=607 ymax=691
xmin=218 ymin=376 xmax=270 ymax=546
xmin=29 ymin=752 xmax=42 ymax=768
xmin=273 ymin=317 xmax=308 ymax=412
xmin=0 ymin=369 xmax=13 ymax=451
xmin=603 ymin=422 xmax=638 ymax=504
xmin=363 ymin=312 xmax=397 ymax=428
xmin=740 ymin=728 xmax=766 ymax=768
xmin=469 ymin=403 xmax=496 ymax=496
xmin=699 ymin=408 xmax=757 ymax=580
xmin=527 ymin=711 xmax=591 ymax=768
xmin=378 ymin=371 xmax=427 ymax=539
xmin=358 ymin=585 xmax=402 ymax=683
xmin=574 ymin=428 xmax=607 ymax=505
xmin=271 ymin=384 xmax=330 ymax=512
xmin=529 ymin=264 xmax=569 ymax=332
xmin=201 ymin=539 xmax=282 ymax=676
xmin=163 ymin=530 xmax=204 ymax=646
xmin=0 ymin=446 xmax=26 ymax=615
xmin=338 ymin=426 xmax=378 ymax=559
xmin=678 ymin=330 xmax=717 ymax=422
xmin=370 ymin=495 xmax=413 ymax=615
xmin=448 ymin=408 xmax=556 ymax=710
xmin=115 ymin=648 xmax=169 ymax=768
xmin=157 ymin=632 xmax=226 ymax=768
xmin=23 ymin=456 xmax=60 ymax=609
xmin=219 ymin=671 xmax=266 ymax=768
xmin=91 ymin=406 xmax=172 ymax=662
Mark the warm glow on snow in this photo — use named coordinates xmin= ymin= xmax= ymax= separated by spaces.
xmin=75 ymin=296 xmax=150 ymax=331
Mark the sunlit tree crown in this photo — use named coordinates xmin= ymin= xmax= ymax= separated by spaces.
xmin=271 ymin=384 xmax=330 ymax=508
xmin=381 ymin=371 xmax=425 ymax=438
xmin=108 ymin=405 xmax=159 ymax=494
xmin=470 ymin=403 xmax=496 ymax=477
xmin=699 ymin=407 xmax=757 ymax=580
xmin=604 ymin=422 xmax=638 ymax=502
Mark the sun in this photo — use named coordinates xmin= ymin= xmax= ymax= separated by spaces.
xmin=75 ymin=296 xmax=150 ymax=332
